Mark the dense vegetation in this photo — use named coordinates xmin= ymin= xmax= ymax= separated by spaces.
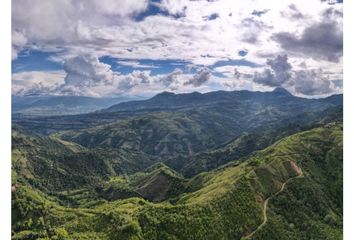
xmin=12 ymin=124 xmax=342 ymax=239
xmin=11 ymin=90 xmax=343 ymax=239
xmin=54 ymin=90 xmax=341 ymax=158
xmin=12 ymin=125 xmax=157 ymax=193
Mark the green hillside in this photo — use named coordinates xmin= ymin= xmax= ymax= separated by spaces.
xmin=56 ymin=110 xmax=243 ymax=157
xmin=12 ymin=123 xmax=342 ymax=239
xmin=55 ymin=103 xmax=341 ymax=158
xmin=12 ymin=91 xmax=342 ymax=137
xmin=12 ymin=126 xmax=157 ymax=193
xmin=163 ymin=122 xmax=316 ymax=177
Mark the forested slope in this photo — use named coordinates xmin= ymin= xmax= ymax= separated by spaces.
xmin=12 ymin=124 xmax=342 ymax=239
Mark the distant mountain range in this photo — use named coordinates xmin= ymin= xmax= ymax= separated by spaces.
xmin=53 ymin=88 xmax=342 ymax=157
xmin=12 ymin=95 xmax=146 ymax=116
xmin=104 ymin=88 xmax=341 ymax=112
xmin=12 ymin=88 xmax=342 ymax=135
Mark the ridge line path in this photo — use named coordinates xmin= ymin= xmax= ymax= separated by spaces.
xmin=244 ymin=168 xmax=304 ymax=239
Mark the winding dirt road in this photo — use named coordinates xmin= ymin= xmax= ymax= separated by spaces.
xmin=244 ymin=169 xmax=303 ymax=239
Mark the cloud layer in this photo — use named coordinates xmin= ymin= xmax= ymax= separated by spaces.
xmin=12 ymin=0 xmax=343 ymax=97
xmin=273 ymin=19 xmax=342 ymax=62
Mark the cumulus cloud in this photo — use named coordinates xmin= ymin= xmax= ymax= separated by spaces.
xmin=12 ymin=31 xmax=27 ymax=60
xmin=254 ymin=55 xmax=292 ymax=87
xmin=63 ymin=55 xmax=115 ymax=86
xmin=117 ymin=70 xmax=154 ymax=91
xmin=252 ymin=54 xmax=340 ymax=96
xmin=184 ymin=68 xmax=211 ymax=87
xmin=12 ymin=71 xmax=65 ymax=96
xmin=291 ymin=69 xmax=332 ymax=95
xmin=272 ymin=18 xmax=342 ymax=62
xmin=13 ymin=56 xmax=213 ymax=96
xmin=12 ymin=55 xmax=157 ymax=97
xmin=160 ymin=68 xmax=184 ymax=87
xmin=58 ymin=55 xmax=163 ymax=96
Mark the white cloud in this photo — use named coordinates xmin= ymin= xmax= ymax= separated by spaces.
xmin=12 ymin=70 xmax=65 ymax=95
xmin=12 ymin=56 xmax=218 ymax=97
xmin=252 ymin=54 xmax=341 ymax=96
xmin=184 ymin=67 xmax=211 ymax=87
xmin=58 ymin=55 xmax=157 ymax=96
xmin=12 ymin=0 xmax=341 ymax=66
xmin=291 ymin=69 xmax=333 ymax=95
xmin=63 ymin=55 xmax=115 ymax=86
xmin=159 ymin=68 xmax=184 ymax=88
xmin=12 ymin=0 xmax=342 ymax=97
xmin=253 ymin=55 xmax=292 ymax=87
xmin=116 ymin=60 xmax=159 ymax=69
xmin=12 ymin=31 xmax=27 ymax=60
xmin=12 ymin=0 xmax=148 ymax=53
xmin=12 ymin=0 xmax=336 ymax=65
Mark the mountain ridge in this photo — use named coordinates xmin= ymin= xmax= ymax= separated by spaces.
xmin=103 ymin=89 xmax=342 ymax=115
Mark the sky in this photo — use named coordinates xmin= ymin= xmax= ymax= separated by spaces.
xmin=11 ymin=0 xmax=343 ymax=98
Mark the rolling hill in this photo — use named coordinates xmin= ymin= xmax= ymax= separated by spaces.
xmin=12 ymin=125 xmax=157 ymax=193
xmin=12 ymin=123 xmax=343 ymax=239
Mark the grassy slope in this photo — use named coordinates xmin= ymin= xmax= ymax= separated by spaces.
xmin=12 ymin=124 xmax=342 ymax=239
xmin=96 ymin=163 xmax=187 ymax=203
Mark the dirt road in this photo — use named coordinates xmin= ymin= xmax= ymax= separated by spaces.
xmin=244 ymin=169 xmax=303 ymax=239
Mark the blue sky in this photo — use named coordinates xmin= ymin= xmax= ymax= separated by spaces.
xmin=12 ymin=47 xmax=259 ymax=75
xmin=12 ymin=50 xmax=62 ymax=73
xmin=12 ymin=0 xmax=343 ymax=97
xmin=12 ymin=50 xmax=192 ymax=74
